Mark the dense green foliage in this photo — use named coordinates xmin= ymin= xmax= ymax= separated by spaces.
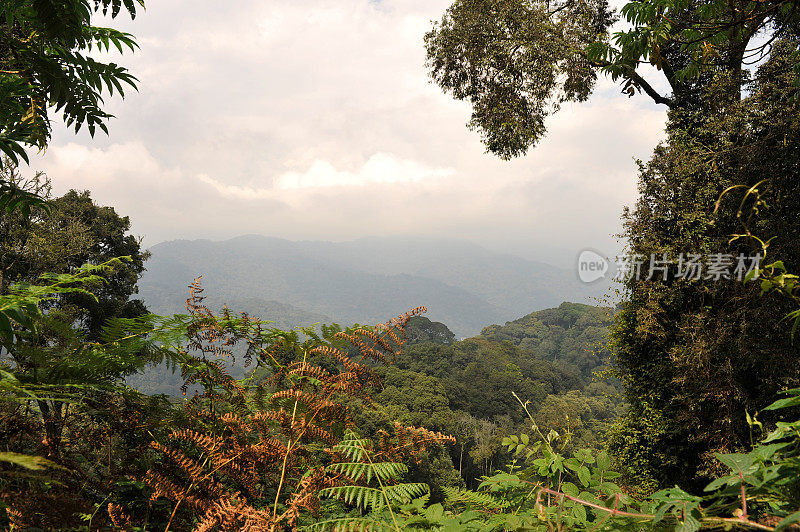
xmin=325 ymin=387 xmax=800 ymax=531
xmin=426 ymin=0 xmax=800 ymax=157
xmin=0 ymin=0 xmax=143 ymax=164
xmin=357 ymin=303 xmax=620 ymax=490
xmin=428 ymin=0 xmax=800 ymax=503
xmin=0 ymin=260 xmax=186 ymax=525
xmin=405 ymin=316 xmax=456 ymax=345
xmin=4 ymin=0 xmax=800 ymax=527
xmin=0 ymin=162 xmax=149 ymax=337
xmin=12 ymin=263 xmax=800 ymax=530
xmin=0 ymin=241 xmax=618 ymax=528
xmin=481 ymin=303 xmax=613 ymax=378
xmin=609 ymin=40 xmax=800 ymax=494
xmin=3 ymin=222 xmax=800 ymax=530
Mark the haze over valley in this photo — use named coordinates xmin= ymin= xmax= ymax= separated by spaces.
xmin=138 ymin=234 xmax=609 ymax=338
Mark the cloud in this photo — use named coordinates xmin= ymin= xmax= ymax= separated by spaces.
xmin=274 ymin=153 xmax=453 ymax=190
xmin=41 ymin=142 xmax=164 ymax=184
xmin=34 ymin=0 xmax=668 ymax=265
xmin=196 ymin=152 xmax=453 ymax=202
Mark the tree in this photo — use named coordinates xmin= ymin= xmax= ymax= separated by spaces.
xmin=608 ymin=40 xmax=800 ymax=491
xmin=0 ymin=161 xmax=149 ymax=338
xmin=480 ymin=302 xmax=614 ymax=378
xmin=0 ymin=0 xmax=143 ymax=165
xmin=355 ymin=366 xmax=465 ymax=499
xmin=0 ymin=164 xmax=151 ymax=467
xmin=0 ymin=0 xmax=145 ymax=353
xmin=425 ymin=0 xmax=800 ymax=158
xmin=425 ymin=0 xmax=613 ymax=159
xmin=405 ymin=316 xmax=456 ymax=345
xmin=427 ymin=0 xmax=800 ymax=493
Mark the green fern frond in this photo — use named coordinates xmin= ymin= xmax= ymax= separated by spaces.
xmin=332 ymin=433 xmax=374 ymax=462
xmin=442 ymin=487 xmax=510 ymax=511
xmin=0 ymin=258 xmax=133 ymax=347
xmin=319 ymin=485 xmax=388 ymax=512
xmin=319 ymin=483 xmax=429 ymax=512
xmin=326 ymin=461 xmax=408 ymax=483
xmin=305 ymin=516 xmax=395 ymax=531
xmin=382 ymin=483 xmax=430 ymax=504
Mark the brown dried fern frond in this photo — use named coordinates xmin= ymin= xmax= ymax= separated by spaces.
xmin=145 ymin=299 xmax=433 ymax=530
xmin=107 ymin=502 xmax=132 ymax=530
xmin=375 ymin=422 xmax=456 ymax=464
xmin=194 ymin=494 xmax=274 ymax=532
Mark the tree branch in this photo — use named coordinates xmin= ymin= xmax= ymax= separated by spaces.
xmin=584 ymin=51 xmax=674 ymax=107
xmin=627 ymin=68 xmax=674 ymax=107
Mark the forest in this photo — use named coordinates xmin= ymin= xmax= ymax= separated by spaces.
xmin=2 ymin=0 xmax=800 ymax=530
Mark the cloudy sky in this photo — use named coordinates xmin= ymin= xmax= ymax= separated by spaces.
xmin=36 ymin=0 xmax=668 ymax=267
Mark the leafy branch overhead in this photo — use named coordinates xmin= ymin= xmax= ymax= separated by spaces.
xmin=0 ymin=0 xmax=144 ymax=165
xmin=425 ymin=0 xmax=800 ymax=158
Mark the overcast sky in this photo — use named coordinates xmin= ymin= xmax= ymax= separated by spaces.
xmin=35 ymin=0 xmax=668 ymax=267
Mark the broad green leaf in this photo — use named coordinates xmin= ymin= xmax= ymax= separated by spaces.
xmin=577 ymin=466 xmax=591 ymax=487
xmin=777 ymin=510 xmax=800 ymax=530
xmin=597 ymin=450 xmax=611 ymax=471
xmin=0 ymin=452 xmax=59 ymax=471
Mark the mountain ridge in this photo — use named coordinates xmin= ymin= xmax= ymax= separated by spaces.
xmin=138 ymin=235 xmax=606 ymax=337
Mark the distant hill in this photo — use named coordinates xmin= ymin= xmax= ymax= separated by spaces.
xmin=389 ymin=302 xmax=622 ymax=459
xmin=480 ymin=302 xmax=614 ymax=377
xmin=137 ymin=235 xmax=607 ymax=337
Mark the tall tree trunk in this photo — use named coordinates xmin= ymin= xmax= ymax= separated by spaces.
xmin=38 ymin=400 xmax=63 ymax=459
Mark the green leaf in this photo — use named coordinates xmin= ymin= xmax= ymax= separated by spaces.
xmin=677 ymin=515 xmax=701 ymax=532
xmin=424 ymin=503 xmax=444 ymax=521
xmin=572 ymin=503 xmax=587 ymax=522
xmin=596 ymin=450 xmax=611 ymax=471
xmin=600 ymin=482 xmax=621 ymax=496
xmin=764 ymin=392 xmax=800 ymax=411
xmin=704 ymin=476 xmax=733 ymax=492
xmin=0 ymin=452 xmax=60 ymax=471
xmin=561 ymin=482 xmax=579 ymax=497
xmin=577 ymin=466 xmax=591 ymax=487
xmin=777 ymin=510 xmax=800 ymax=530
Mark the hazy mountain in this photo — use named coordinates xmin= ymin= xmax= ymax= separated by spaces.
xmin=138 ymin=235 xmax=607 ymax=337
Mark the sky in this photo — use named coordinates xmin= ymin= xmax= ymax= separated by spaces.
xmin=35 ymin=0 xmax=668 ymax=267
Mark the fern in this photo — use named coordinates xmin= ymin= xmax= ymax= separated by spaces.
xmin=311 ymin=430 xmax=433 ymax=531
xmin=442 ymin=486 xmax=510 ymax=512
xmin=327 ymin=461 xmax=408 ymax=485
xmin=144 ymin=290 xmax=437 ymax=531
xmin=0 ymin=259 xmax=122 ymax=347
xmin=306 ymin=515 xmax=397 ymax=532
xmin=319 ymin=484 xmax=429 ymax=513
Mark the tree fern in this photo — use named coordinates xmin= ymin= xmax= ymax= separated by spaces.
xmin=307 ymin=515 xmax=398 ymax=532
xmin=0 ymin=259 xmax=119 ymax=347
xmin=310 ymin=430 xmax=431 ymax=531
xmin=442 ymin=486 xmax=510 ymax=512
